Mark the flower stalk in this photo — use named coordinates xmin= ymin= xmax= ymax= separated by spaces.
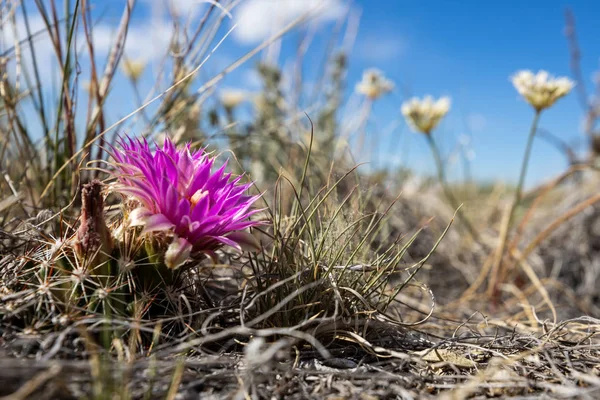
xmin=425 ymin=134 xmax=479 ymax=241
xmin=401 ymin=95 xmax=479 ymax=240
xmin=512 ymin=109 xmax=541 ymax=221
xmin=488 ymin=70 xmax=573 ymax=297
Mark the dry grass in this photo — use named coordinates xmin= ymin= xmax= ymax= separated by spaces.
xmin=0 ymin=316 xmax=598 ymax=399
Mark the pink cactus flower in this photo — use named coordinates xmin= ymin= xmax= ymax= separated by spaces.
xmin=109 ymin=136 xmax=262 ymax=268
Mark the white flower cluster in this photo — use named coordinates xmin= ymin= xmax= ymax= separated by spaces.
xmin=220 ymin=89 xmax=248 ymax=109
xmin=355 ymin=68 xmax=395 ymax=100
xmin=121 ymin=58 xmax=146 ymax=82
xmin=511 ymin=70 xmax=574 ymax=111
xmin=401 ymin=96 xmax=451 ymax=134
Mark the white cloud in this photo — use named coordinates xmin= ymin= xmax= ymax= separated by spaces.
xmin=92 ymin=21 xmax=173 ymax=62
xmin=165 ymin=0 xmax=207 ymax=16
xmin=231 ymin=0 xmax=345 ymax=44
xmin=355 ymin=36 xmax=405 ymax=62
xmin=1 ymin=12 xmax=175 ymax=85
xmin=0 ymin=13 xmax=71 ymax=88
xmin=142 ymin=0 xmax=212 ymax=20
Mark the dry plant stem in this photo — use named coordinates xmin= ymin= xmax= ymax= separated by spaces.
xmin=522 ymin=163 xmax=589 ymax=202
xmin=510 ymin=249 xmax=557 ymax=325
xmin=424 ymin=133 xmax=479 ymax=241
xmin=356 ymin=97 xmax=373 ymax=155
xmin=565 ymin=10 xmax=600 ymax=154
xmin=521 ymin=191 xmax=600 ymax=260
xmin=509 ymin=164 xmax=589 ymax=251
xmin=40 ymin=9 xmax=307 ymax=199
xmin=166 ymin=359 xmax=185 ymax=400
xmin=447 ymin=252 xmax=494 ymax=306
xmin=565 ymin=10 xmax=592 ymax=120
xmin=85 ymin=0 xmax=135 ymax=139
xmin=488 ymin=109 xmax=541 ymax=297
xmin=459 ymin=167 xmax=587 ymax=306
xmin=0 ymin=364 xmax=62 ymax=400
xmin=20 ymin=2 xmax=50 ymax=162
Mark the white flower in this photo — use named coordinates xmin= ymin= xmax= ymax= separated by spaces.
xmin=511 ymin=70 xmax=574 ymax=111
xmin=401 ymin=96 xmax=451 ymax=134
xmin=220 ymin=89 xmax=247 ymax=109
xmin=121 ymin=58 xmax=146 ymax=82
xmin=355 ymin=68 xmax=395 ymax=100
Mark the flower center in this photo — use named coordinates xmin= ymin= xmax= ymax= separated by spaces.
xmin=190 ymin=189 xmax=208 ymax=207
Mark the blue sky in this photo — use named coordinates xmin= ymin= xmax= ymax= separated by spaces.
xmin=344 ymin=0 xmax=600 ymax=184
xmin=9 ymin=0 xmax=600 ymax=186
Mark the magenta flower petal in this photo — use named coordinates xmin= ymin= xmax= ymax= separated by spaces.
xmin=165 ymin=237 xmax=193 ymax=269
xmin=210 ymin=235 xmax=243 ymax=252
xmin=129 ymin=207 xmax=153 ymax=227
xmin=109 ymin=135 xmax=263 ymax=255
xmin=225 ymin=231 xmax=261 ymax=252
xmin=142 ymin=214 xmax=176 ymax=233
